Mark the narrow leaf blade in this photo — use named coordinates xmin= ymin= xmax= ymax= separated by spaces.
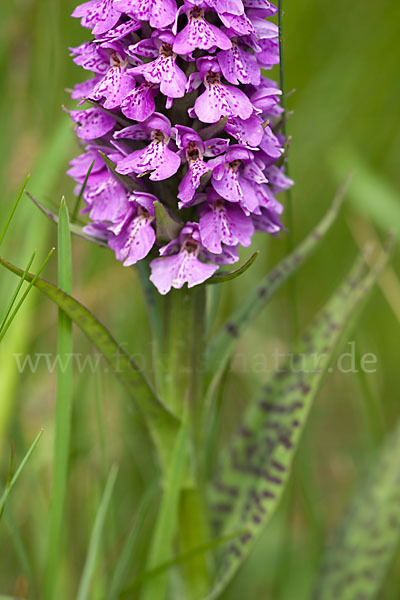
xmin=0 ymin=430 xmax=43 ymax=514
xmin=77 ymin=465 xmax=119 ymax=600
xmin=44 ymin=198 xmax=74 ymax=600
xmin=139 ymin=427 xmax=188 ymax=600
xmin=205 ymin=183 xmax=348 ymax=383
xmin=0 ymin=256 xmax=179 ymax=467
xmin=206 ymin=251 xmax=259 ymax=285
xmin=205 ymin=244 xmax=390 ymax=599
xmin=313 ymin=419 xmax=400 ymax=600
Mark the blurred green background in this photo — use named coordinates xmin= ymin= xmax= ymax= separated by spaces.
xmin=0 ymin=0 xmax=399 ymax=597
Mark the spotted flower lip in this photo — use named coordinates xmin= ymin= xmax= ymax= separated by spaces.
xmin=67 ymin=0 xmax=293 ymax=293
xmin=115 ymin=114 xmax=181 ymax=181
xmin=149 ymin=223 xmax=219 ymax=294
xmin=199 ymin=190 xmax=254 ymax=254
xmin=130 ymin=32 xmax=187 ymax=99
xmin=172 ymin=4 xmax=232 ymax=55
xmin=108 ymin=191 xmax=157 ymax=266
xmin=72 ymin=0 xmax=121 ymax=35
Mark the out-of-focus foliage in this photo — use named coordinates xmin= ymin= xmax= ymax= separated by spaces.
xmin=0 ymin=0 xmax=399 ymax=598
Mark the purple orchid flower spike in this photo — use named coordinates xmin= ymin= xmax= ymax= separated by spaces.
xmin=67 ymin=0 xmax=293 ymax=292
xmin=115 ymin=113 xmax=181 ymax=180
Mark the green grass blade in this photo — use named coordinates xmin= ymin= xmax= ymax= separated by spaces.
xmin=0 ymin=174 xmax=30 ymax=246
xmin=26 ymin=191 xmax=107 ymax=247
xmin=139 ymin=427 xmax=189 ymax=600
xmin=122 ymin=527 xmax=249 ymax=596
xmin=108 ymin=481 xmax=158 ymax=600
xmin=205 ymin=243 xmax=391 ymax=600
xmin=72 ymin=160 xmax=95 ymax=222
xmin=76 ymin=465 xmax=119 ymax=600
xmin=0 ymin=248 xmax=54 ymax=344
xmin=0 ymin=257 xmax=179 ymax=468
xmin=0 ymin=429 xmax=43 ymax=514
xmin=5 ymin=508 xmax=36 ymax=600
xmin=44 ymin=198 xmax=73 ymax=600
xmin=205 ymin=181 xmax=348 ymax=387
xmin=313 ymin=419 xmax=400 ymax=600
xmin=0 ymin=251 xmax=36 ymax=335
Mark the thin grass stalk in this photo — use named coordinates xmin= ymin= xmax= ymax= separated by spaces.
xmin=43 ymin=199 xmax=73 ymax=599
xmin=278 ymin=0 xmax=299 ymax=341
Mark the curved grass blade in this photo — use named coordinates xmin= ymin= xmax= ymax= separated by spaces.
xmin=139 ymin=427 xmax=188 ymax=600
xmin=0 ymin=248 xmax=54 ymax=344
xmin=0 ymin=257 xmax=179 ymax=467
xmin=26 ymin=192 xmax=108 ymax=247
xmin=108 ymin=480 xmax=158 ymax=600
xmin=121 ymin=527 xmax=249 ymax=596
xmin=72 ymin=160 xmax=95 ymax=222
xmin=205 ymin=244 xmax=391 ymax=600
xmin=0 ymin=251 xmax=36 ymax=335
xmin=5 ymin=508 xmax=36 ymax=600
xmin=205 ymin=181 xmax=349 ymax=387
xmin=206 ymin=252 xmax=259 ymax=285
xmin=0 ymin=429 xmax=43 ymax=515
xmin=313 ymin=419 xmax=400 ymax=600
xmin=77 ymin=465 xmax=119 ymax=600
xmin=44 ymin=198 xmax=74 ymax=600
xmin=0 ymin=174 xmax=30 ymax=246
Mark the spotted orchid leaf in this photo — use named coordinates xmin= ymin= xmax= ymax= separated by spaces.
xmin=205 ymin=181 xmax=349 ymax=387
xmin=313 ymin=418 xmax=400 ymax=600
xmin=0 ymin=256 xmax=179 ymax=469
xmin=205 ymin=243 xmax=391 ymax=600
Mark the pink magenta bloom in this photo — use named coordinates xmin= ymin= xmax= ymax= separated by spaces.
xmin=67 ymin=0 xmax=293 ymax=293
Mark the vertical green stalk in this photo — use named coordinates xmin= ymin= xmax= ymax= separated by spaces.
xmin=44 ymin=199 xmax=73 ymax=600
xmin=145 ymin=285 xmax=211 ymax=599
xmin=278 ymin=0 xmax=299 ymax=341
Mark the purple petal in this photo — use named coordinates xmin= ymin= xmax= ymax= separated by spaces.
xmin=92 ymin=67 xmax=136 ymax=109
xmin=114 ymin=0 xmax=177 ymax=28
xmin=70 ymin=108 xmax=116 ymax=139
xmin=199 ymin=200 xmax=254 ymax=253
xmin=150 ymin=251 xmax=218 ymax=294
xmin=109 ymin=216 xmax=156 ymax=266
xmin=132 ymin=55 xmax=187 ymax=98
xmin=217 ymin=42 xmax=260 ymax=85
xmin=194 ymin=80 xmax=254 ymax=123
xmin=173 ymin=10 xmax=232 ymax=54
xmin=72 ymin=0 xmax=120 ymax=35
xmin=178 ymin=159 xmax=211 ymax=203
xmin=120 ymin=83 xmax=158 ymax=122
xmin=116 ymin=141 xmax=181 ymax=181
xmin=225 ymin=115 xmax=264 ymax=146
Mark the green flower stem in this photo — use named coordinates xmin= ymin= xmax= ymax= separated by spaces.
xmin=156 ymin=286 xmax=211 ymax=598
